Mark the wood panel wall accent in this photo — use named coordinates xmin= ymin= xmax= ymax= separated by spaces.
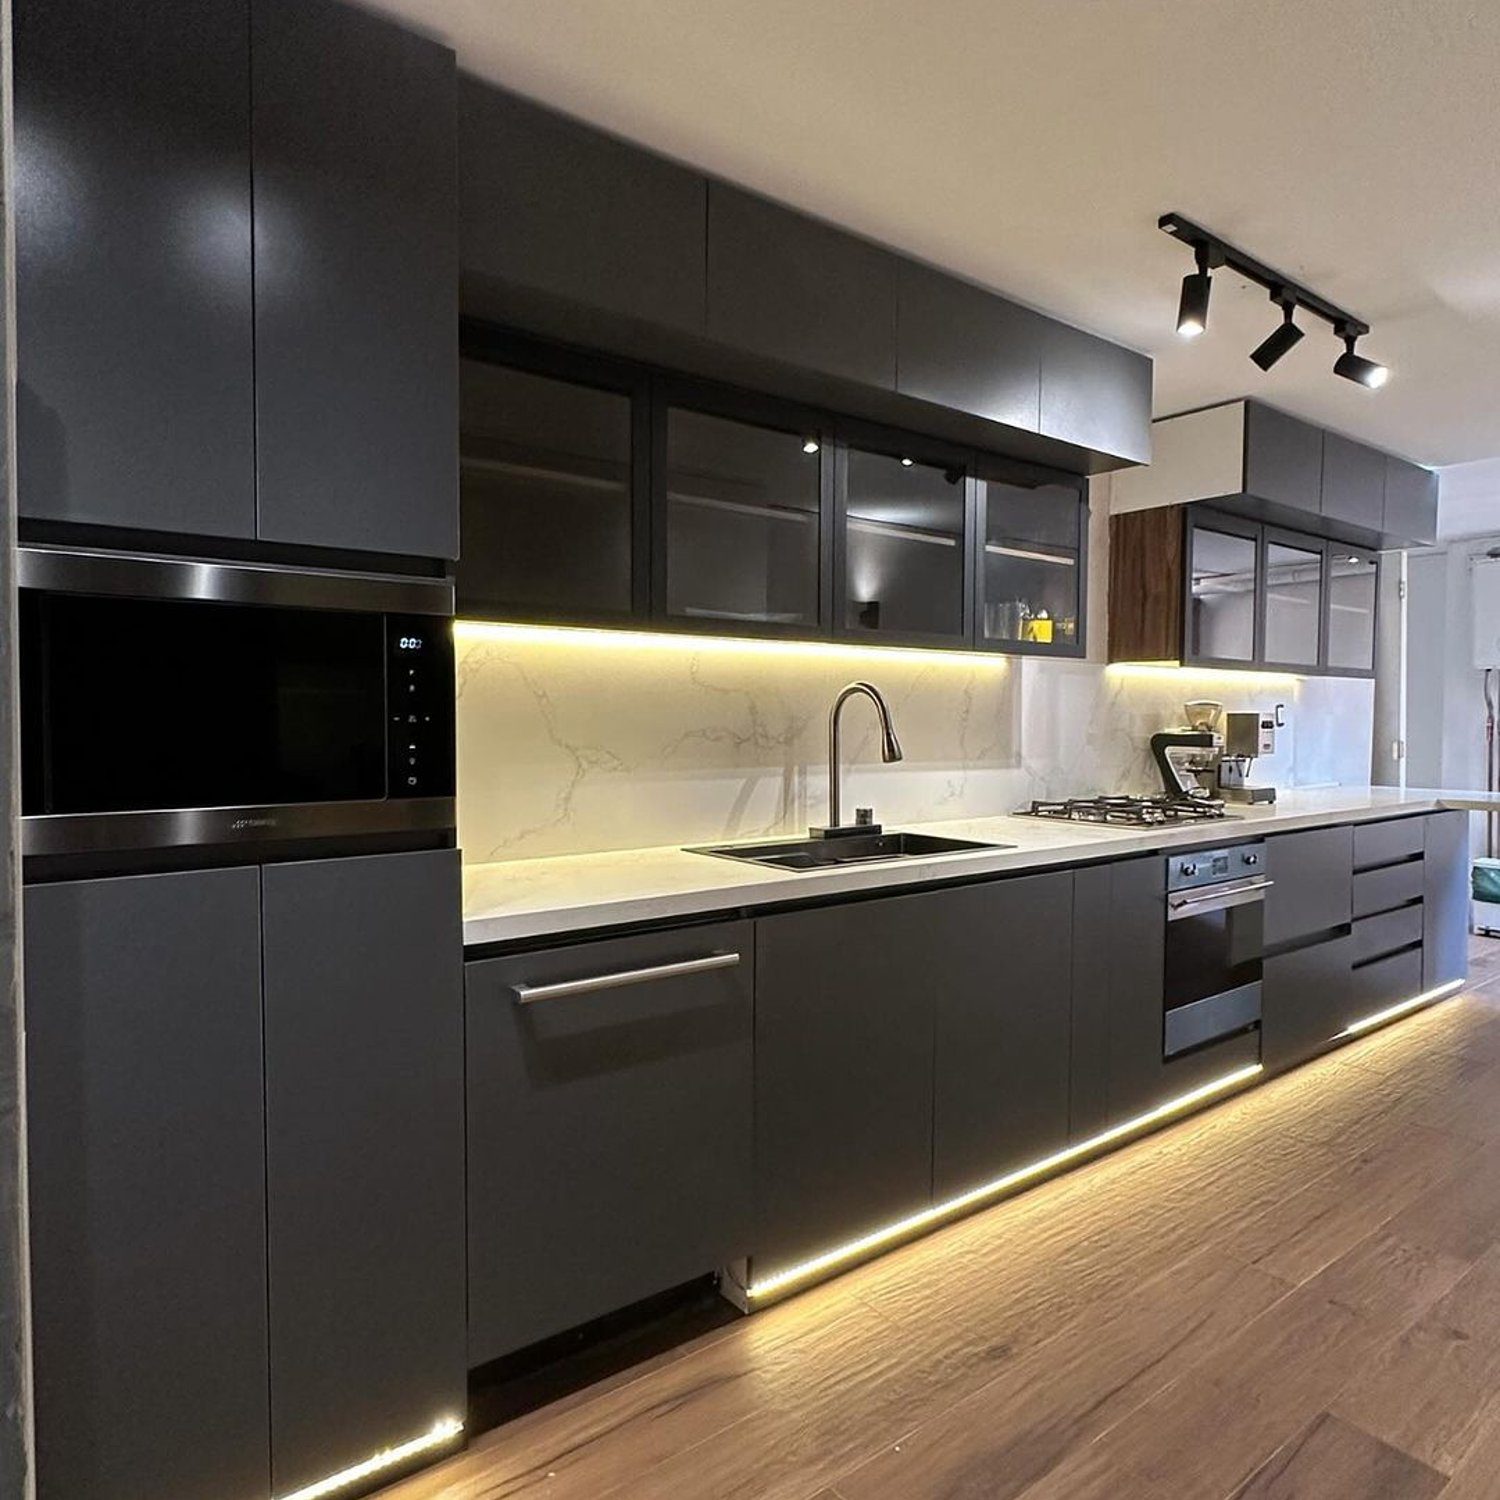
xmin=1108 ymin=508 xmax=1185 ymax=663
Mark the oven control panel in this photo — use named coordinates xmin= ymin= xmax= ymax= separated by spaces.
xmin=387 ymin=616 xmax=455 ymax=799
xmin=1167 ymin=842 xmax=1266 ymax=893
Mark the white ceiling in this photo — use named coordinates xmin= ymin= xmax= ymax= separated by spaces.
xmin=372 ymin=0 xmax=1500 ymax=482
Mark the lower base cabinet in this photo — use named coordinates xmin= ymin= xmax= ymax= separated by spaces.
xmin=1262 ymin=936 xmax=1355 ymax=1071
xmin=262 ymin=850 xmax=466 ymax=1498
xmin=26 ymin=869 xmax=271 ymax=1500
xmin=25 ymin=850 xmax=466 ymax=1500
xmin=465 ymin=922 xmax=753 ymax=1362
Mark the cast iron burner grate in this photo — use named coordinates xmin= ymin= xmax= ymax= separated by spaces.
xmin=1022 ymin=795 xmax=1229 ymax=828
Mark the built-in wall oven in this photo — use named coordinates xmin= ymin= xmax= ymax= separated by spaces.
xmin=1163 ymin=842 xmax=1271 ymax=1058
xmin=19 ymin=546 xmax=455 ymax=871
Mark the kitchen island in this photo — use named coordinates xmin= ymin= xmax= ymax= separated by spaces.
xmin=461 ymin=788 xmax=1482 ymax=1357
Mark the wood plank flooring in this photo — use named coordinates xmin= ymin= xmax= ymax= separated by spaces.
xmin=381 ymin=936 xmax=1500 ymax=1500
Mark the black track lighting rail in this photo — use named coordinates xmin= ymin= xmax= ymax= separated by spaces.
xmin=1159 ymin=212 xmax=1369 ymax=338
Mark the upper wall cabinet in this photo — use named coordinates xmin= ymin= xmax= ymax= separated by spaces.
xmin=895 ymin=264 xmax=1043 ymax=432
xmin=1110 ymin=502 xmax=1378 ymax=678
xmin=457 ymin=78 xmax=1151 ymax=474
xmin=706 ymin=185 xmax=898 ymax=391
xmin=459 ymin=79 xmax=707 ymax=338
xmin=1383 ymin=454 xmax=1439 ymax=546
xmin=14 ymin=0 xmax=256 ymax=539
xmin=1112 ymin=399 xmax=1437 ymax=550
xmin=252 ymin=0 xmax=458 ymax=559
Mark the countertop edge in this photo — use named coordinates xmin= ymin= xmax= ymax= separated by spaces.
xmin=462 ymin=792 xmax=1482 ymax=950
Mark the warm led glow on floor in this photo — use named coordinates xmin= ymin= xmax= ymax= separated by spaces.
xmin=454 ymin=619 xmax=1010 ymax=670
xmin=747 ymin=1062 xmax=1265 ymax=1300
xmin=1104 ymin=662 xmax=1304 ymax=686
xmin=277 ymin=1418 xmax=464 ymax=1500
xmin=1340 ymin=979 xmax=1465 ymax=1037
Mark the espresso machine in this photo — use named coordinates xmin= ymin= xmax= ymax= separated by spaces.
xmin=1218 ymin=711 xmax=1278 ymax=804
xmin=1150 ymin=701 xmax=1225 ymax=800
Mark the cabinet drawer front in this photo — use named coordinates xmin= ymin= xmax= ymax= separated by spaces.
xmin=1264 ymin=826 xmax=1353 ymax=947
xmin=1262 ymin=936 xmax=1353 ymax=1071
xmin=466 ymin=921 xmax=753 ymax=1362
xmin=1353 ymin=816 xmax=1426 ymax=870
xmin=1350 ymin=947 xmax=1426 ymax=1019
xmin=1353 ymin=905 xmax=1424 ymax=966
xmin=1353 ymin=861 xmax=1425 ymax=918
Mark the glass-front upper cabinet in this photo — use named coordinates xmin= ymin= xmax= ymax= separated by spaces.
xmin=1326 ymin=545 xmax=1379 ymax=673
xmin=840 ymin=441 xmax=969 ymax=644
xmin=658 ymin=398 xmax=825 ymax=632
xmin=458 ymin=343 xmax=643 ymax=622
xmin=975 ymin=464 xmax=1085 ymax=654
xmin=1187 ymin=516 xmax=1260 ymax=664
xmin=1261 ymin=528 xmax=1324 ymax=669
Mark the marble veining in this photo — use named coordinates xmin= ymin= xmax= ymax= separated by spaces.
xmin=456 ymin=624 xmax=1376 ymax=864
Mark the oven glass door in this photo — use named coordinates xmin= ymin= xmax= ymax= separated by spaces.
xmin=1164 ymin=895 xmax=1265 ymax=1012
xmin=21 ymin=593 xmax=388 ymax=815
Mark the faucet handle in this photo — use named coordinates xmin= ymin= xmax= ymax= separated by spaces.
xmin=854 ymin=807 xmax=875 ymax=827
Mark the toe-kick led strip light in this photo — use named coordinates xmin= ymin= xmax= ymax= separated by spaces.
xmin=747 ymin=1062 xmax=1264 ymax=1301
xmin=1340 ymin=979 xmax=1464 ymax=1038
xmin=277 ymin=1418 xmax=464 ymax=1500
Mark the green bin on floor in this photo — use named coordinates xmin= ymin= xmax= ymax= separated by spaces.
xmin=1474 ymin=857 xmax=1500 ymax=906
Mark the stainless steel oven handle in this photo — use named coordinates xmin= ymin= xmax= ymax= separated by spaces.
xmin=512 ymin=951 xmax=742 ymax=1004
xmin=1167 ymin=878 xmax=1275 ymax=920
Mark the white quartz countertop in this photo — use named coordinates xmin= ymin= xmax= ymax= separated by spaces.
xmin=463 ymin=788 xmax=1500 ymax=948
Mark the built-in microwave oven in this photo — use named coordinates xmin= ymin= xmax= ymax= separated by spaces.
xmin=18 ymin=546 xmax=455 ymax=868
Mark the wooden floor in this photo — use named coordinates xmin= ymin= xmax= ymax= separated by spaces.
xmin=382 ymin=936 xmax=1500 ymax=1500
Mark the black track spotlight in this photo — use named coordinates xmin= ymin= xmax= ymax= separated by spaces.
xmin=1250 ymin=295 xmax=1304 ymax=371
xmin=1176 ymin=244 xmax=1212 ymax=339
xmin=1333 ymin=327 xmax=1390 ymax=390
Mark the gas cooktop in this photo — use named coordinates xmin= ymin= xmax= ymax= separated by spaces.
xmin=1021 ymin=795 xmax=1231 ymax=828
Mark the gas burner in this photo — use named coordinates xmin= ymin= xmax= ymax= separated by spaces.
xmin=1021 ymin=795 xmax=1229 ymax=828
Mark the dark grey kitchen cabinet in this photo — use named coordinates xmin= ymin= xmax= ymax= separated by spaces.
xmin=754 ymin=895 xmax=937 ymax=1278
xmin=1425 ymin=809 xmax=1471 ymax=991
xmin=1243 ymin=402 xmax=1324 ymax=513
xmin=657 ymin=389 xmax=830 ymax=634
xmin=466 ymin=923 xmax=753 ymax=1361
xmin=932 ymin=873 xmax=1074 ymax=1199
xmin=459 ymin=78 xmax=707 ymax=338
xmin=1320 ymin=432 xmax=1386 ymax=533
xmin=895 ymin=262 xmax=1044 ymax=432
xmin=1262 ymin=936 xmax=1355 ymax=1072
xmin=838 ymin=436 xmax=972 ymax=646
xmin=1263 ymin=825 xmax=1353 ymax=949
xmin=253 ymin=0 xmax=458 ymax=559
xmin=1039 ymin=320 xmax=1153 ymax=465
xmin=1260 ymin=527 xmax=1325 ymax=670
xmin=706 ymin=185 xmax=898 ymax=390
xmin=24 ymin=869 xmax=269 ymax=1500
xmin=459 ymin=339 xmax=647 ymax=622
xmin=261 ymin=850 xmax=465 ymax=1498
xmin=14 ymin=0 xmax=256 ymax=539
xmin=1384 ymin=455 xmax=1439 ymax=547
xmin=1325 ymin=544 xmax=1380 ymax=674
xmin=975 ymin=461 xmax=1088 ymax=655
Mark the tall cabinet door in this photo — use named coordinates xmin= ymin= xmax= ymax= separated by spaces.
xmin=252 ymin=0 xmax=458 ymax=559
xmin=14 ymin=0 xmax=255 ymax=538
xmin=25 ymin=869 xmax=268 ymax=1500
xmin=262 ymin=850 xmax=465 ymax=1497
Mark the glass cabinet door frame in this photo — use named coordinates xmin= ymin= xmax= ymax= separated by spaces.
xmin=1257 ymin=522 xmax=1327 ymax=674
xmin=458 ymin=322 xmax=653 ymax=624
xmin=648 ymin=376 xmax=835 ymax=639
xmin=1182 ymin=508 xmax=1263 ymax=670
xmin=831 ymin=417 xmax=976 ymax=649
xmin=1321 ymin=539 xmax=1380 ymax=679
xmin=971 ymin=453 xmax=1088 ymax=659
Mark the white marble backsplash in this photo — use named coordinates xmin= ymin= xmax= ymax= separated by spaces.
xmin=455 ymin=626 xmax=1375 ymax=863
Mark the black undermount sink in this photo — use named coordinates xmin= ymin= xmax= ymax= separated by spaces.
xmin=686 ymin=830 xmax=1013 ymax=871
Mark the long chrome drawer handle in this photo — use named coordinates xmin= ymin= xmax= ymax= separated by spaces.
xmin=512 ymin=951 xmax=742 ymax=1004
